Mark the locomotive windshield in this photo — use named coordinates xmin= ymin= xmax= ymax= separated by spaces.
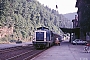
xmin=36 ymin=32 xmax=44 ymax=41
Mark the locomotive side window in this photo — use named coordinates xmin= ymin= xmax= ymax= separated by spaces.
xmin=46 ymin=32 xmax=50 ymax=41
xmin=36 ymin=32 xmax=44 ymax=41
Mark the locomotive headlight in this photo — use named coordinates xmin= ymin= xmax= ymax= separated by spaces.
xmin=32 ymin=38 xmax=35 ymax=41
xmin=33 ymin=40 xmax=35 ymax=41
xmin=44 ymin=38 xmax=46 ymax=41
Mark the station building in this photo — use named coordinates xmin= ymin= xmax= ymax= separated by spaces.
xmin=61 ymin=0 xmax=90 ymax=42
xmin=76 ymin=0 xmax=90 ymax=41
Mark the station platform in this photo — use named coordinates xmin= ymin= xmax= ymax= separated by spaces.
xmin=0 ymin=42 xmax=32 ymax=49
xmin=31 ymin=42 xmax=90 ymax=60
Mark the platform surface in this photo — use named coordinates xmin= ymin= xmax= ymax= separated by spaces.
xmin=31 ymin=42 xmax=90 ymax=60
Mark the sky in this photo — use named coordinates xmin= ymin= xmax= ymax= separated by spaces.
xmin=37 ymin=0 xmax=78 ymax=14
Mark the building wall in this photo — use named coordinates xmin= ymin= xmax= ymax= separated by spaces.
xmin=76 ymin=0 xmax=90 ymax=40
xmin=72 ymin=15 xmax=80 ymax=40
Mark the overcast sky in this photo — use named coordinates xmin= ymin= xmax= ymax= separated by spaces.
xmin=37 ymin=0 xmax=78 ymax=14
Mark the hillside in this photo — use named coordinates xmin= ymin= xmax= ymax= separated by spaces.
xmin=63 ymin=12 xmax=77 ymax=20
xmin=0 ymin=0 xmax=72 ymax=43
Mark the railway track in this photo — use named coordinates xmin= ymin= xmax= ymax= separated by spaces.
xmin=6 ymin=49 xmax=45 ymax=60
xmin=0 ymin=44 xmax=33 ymax=54
xmin=0 ymin=44 xmax=46 ymax=60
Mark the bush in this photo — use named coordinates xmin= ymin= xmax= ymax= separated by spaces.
xmin=10 ymin=40 xmax=17 ymax=43
xmin=16 ymin=41 xmax=22 ymax=44
xmin=0 ymin=37 xmax=8 ymax=42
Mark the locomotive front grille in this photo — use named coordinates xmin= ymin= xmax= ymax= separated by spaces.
xmin=36 ymin=40 xmax=44 ymax=41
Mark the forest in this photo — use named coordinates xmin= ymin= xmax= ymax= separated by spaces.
xmin=0 ymin=0 xmax=72 ymax=43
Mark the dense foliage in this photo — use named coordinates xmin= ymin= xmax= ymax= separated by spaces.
xmin=0 ymin=0 xmax=72 ymax=42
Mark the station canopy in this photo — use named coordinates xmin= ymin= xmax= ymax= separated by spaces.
xmin=60 ymin=27 xmax=80 ymax=33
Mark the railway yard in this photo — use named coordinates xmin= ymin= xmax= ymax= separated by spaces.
xmin=0 ymin=41 xmax=90 ymax=60
xmin=0 ymin=42 xmax=46 ymax=60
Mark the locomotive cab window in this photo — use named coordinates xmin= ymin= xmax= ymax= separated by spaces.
xmin=36 ymin=32 xmax=44 ymax=41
